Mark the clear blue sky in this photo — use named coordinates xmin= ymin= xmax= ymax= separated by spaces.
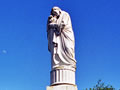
xmin=0 ymin=0 xmax=120 ymax=90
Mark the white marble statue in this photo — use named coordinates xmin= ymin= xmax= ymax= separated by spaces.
xmin=47 ymin=6 xmax=76 ymax=71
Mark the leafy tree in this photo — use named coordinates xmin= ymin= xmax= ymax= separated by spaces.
xmin=93 ymin=79 xmax=114 ymax=90
xmin=84 ymin=79 xmax=115 ymax=90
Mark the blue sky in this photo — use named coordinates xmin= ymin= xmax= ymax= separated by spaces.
xmin=0 ymin=0 xmax=120 ymax=90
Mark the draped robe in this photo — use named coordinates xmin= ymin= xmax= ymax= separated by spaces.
xmin=47 ymin=11 xmax=76 ymax=70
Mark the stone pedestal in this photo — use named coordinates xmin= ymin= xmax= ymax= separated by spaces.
xmin=47 ymin=85 xmax=78 ymax=90
xmin=51 ymin=69 xmax=75 ymax=85
xmin=47 ymin=68 xmax=77 ymax=90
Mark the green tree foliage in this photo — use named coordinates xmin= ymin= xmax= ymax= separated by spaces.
xmin=84 ymin=79 xmax=115 ymax=90
xmin=93 ymin=79 xmax=114 ymax=90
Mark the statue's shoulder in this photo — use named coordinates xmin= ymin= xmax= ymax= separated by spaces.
xmin=62 ymin=11 xmax=69 ymax=15
xmin=61 ymin=11 xmax=70 ymax=18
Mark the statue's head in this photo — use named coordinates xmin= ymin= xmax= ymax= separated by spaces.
xmin=51 ymin=6 xmax=61 ymax=17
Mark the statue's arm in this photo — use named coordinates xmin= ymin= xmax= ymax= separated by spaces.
xmin=47 ymin=17 xmax=52 ymax=52
xmin=47 ymin=15 xmax=52 ymax=32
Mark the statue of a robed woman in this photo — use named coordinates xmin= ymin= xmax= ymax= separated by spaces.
xmin=47 ymin=7 xmax=76 ymax=71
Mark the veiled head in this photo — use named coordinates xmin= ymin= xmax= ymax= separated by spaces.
xmin=51 ymin=6 xmax=61 ymax=17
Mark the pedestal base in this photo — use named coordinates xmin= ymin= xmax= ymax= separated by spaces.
xmin=51 ymin=69 xmax=75 ymax=85
xmin=47 ymin=85 xmax=78 ymax=90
